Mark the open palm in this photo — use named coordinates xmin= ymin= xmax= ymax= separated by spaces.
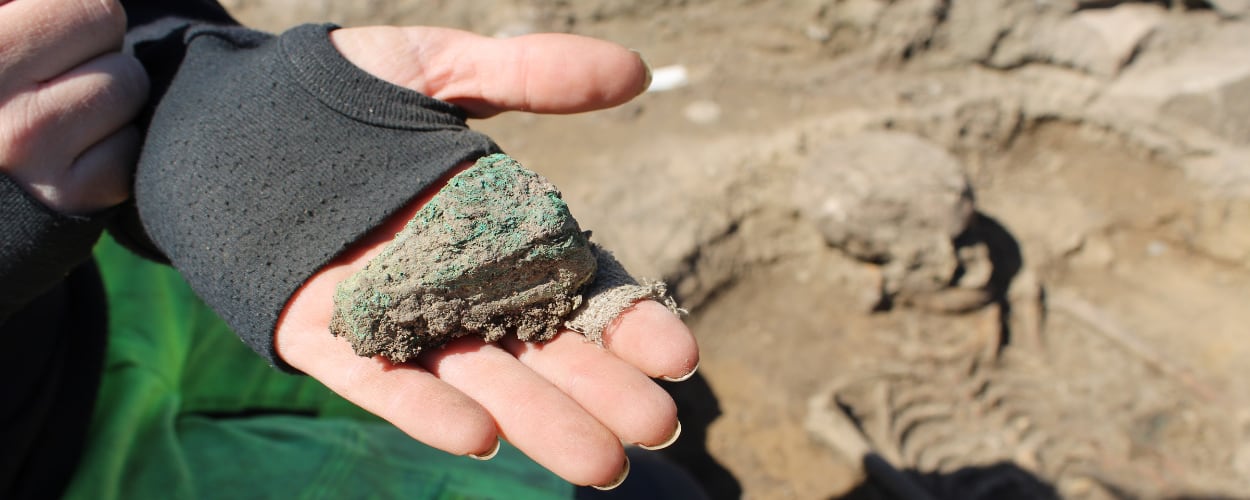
xmin=272 ymin=26 xmax=699 ymax=489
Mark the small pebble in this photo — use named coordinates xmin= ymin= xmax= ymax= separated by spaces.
xmin=1146 ymin=240 xmax=1168 ymax=257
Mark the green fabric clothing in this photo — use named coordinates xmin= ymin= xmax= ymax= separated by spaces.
xmin=65 ymin=235 xmax=571 ymax=499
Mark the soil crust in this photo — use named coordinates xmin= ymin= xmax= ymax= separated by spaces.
xmin=329 ymin=154 xmax=596 ymax=362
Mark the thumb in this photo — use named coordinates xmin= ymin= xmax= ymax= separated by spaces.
xmin=329 ymin=26 xmax=650 ymax=118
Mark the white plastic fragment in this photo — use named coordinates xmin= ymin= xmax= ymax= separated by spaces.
xmin=646 ymin=65 xmax=690 ymax=93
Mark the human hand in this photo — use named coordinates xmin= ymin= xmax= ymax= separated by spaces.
xmin=272 ymin=27 xmax=698 ymax=489
xmin=0 ymin=0 xmax=148 ymax=214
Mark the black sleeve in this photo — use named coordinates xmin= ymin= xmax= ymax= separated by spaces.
xmin=123 ymin=0 xmax=237 ymax=27
xmin=116 ymin=18 xmax=499 ymax=371
xmin=0 ymin=175 xmax=113 ymax=320
xmin=0 ymin=141 xmax=112 ymax=500
xmin=0 ymin=262 xmax=109 ymax=500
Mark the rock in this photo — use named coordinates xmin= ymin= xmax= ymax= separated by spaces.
xmin=991 ymin=3 xmax=1163 ymax=77
xmin=808 ymin=0 xmax=943 ymax=61
xmin=1055 ymin=4 xmax=1164 ymax=76
xmin=868 ymin=0 xmax=943 ymax=61
xmin=1105 ymin=25 xmax=1250 ymax=145
xmin=1160 ymin=73 xmax=1250 ymax=145
xmin=807 ymin=0 xmax=887 ymax=55
xmin=936 ymin=0 xmax=1032 ymax=64
xmin=330 ymin=154 xmax=597 ymax=362
xmin=937 ymin=1 xmax=1162 ymax=77
xmin=794 ymin=131 xmax=975 ymax=299
xmin=1208 ymin=0 xmax=1250 ymax=18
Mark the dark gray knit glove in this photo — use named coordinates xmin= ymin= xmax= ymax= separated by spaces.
xmin=130 ymin=23 xmax=499 ymax=371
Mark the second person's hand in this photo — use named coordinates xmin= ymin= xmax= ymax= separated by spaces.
xmin=0 ymin=0 xmax=148 ymax=215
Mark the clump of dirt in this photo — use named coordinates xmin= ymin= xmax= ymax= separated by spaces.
xmin=330 ymin=154 xmax=596 ymax=362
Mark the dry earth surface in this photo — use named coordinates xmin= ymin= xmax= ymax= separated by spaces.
xmin=223 ymin=1 xmax=1250 ymax=498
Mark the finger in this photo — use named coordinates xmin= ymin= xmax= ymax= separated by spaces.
xmin=42 ymin=124 xmax=140 ymax=213
xmin=0 ymin=0 xmax=126 ymax=89
xmin=272 ymin=159 xmax=501 ymax=457
xmin=602 ymin=300 xmax=700 ymax=381
xmin=275 ymin=323 xmax=500 ymax=457
xmin=330 ymin=26 xmax=649 ymax=118
xmin=32 ymin=52 xmax=148 ymax=158
xmin=501 ymin=332 xmax=680 ymax=450
xmin=0 ymin=51 xmax=148 ymax=173
xmin=275 ymin=250 xmax=500 ymax=458
xmin=419 ymin=337 xmax=629 ymax=487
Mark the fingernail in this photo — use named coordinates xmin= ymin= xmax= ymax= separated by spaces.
xmin=638 ymin=420 xmax=682 ymax=451
xmin=592 ymin=456 xmax=631 ymax=491
xmin=630 ymin=49 xmax=652 ymax=93
xmin=468 ymin=439 xmax=500 ymax=461
xmin=660 ymin=360 xmax=699 ymax=383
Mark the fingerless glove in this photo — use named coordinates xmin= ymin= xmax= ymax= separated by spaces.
xmin=126 ymin=23 xmax=499 ymax=371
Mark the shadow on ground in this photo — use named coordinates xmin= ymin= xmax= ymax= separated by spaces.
xmin=658 ymin=373 xmax=742 ymax=500
xmin=834 ymin=456 xmax=1250 ymax=500
xmin=836 ymin=458 xmax=1058 ymax=500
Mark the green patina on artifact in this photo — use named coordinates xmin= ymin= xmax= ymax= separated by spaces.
xmin=330 ymin=154 xmax=598 ymax=362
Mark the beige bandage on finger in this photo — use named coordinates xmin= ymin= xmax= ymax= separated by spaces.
xmin=564 ymin=243 xmax=684 ymax=344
